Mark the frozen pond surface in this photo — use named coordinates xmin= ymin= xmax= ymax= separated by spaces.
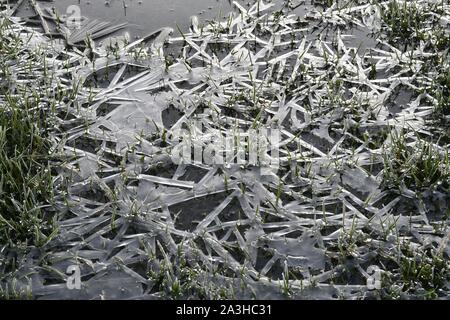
xmin=1 ymin=0 xmax=448 ymax=300
xmin=23 ymin=0 xmax=375 ymax=52
xmin=39 ymin=0 xmax=263 ymax=35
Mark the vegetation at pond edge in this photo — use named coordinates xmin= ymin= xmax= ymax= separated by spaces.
xmin=0 ymin=18 xmax=58 ymax=247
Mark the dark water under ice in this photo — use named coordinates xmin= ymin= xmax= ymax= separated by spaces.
xmin=27 ymin=0 xmax=375 ymax=51
xmin=37 ymin=0 xmax=262 ymax=36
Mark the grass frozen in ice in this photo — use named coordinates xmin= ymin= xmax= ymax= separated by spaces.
xmin=0 ymin=17 xmax=58 ymax=247
xmin=0 ymin=0 xmax=449 ymax=299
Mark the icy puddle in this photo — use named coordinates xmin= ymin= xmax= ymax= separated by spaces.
xmin=23 ymin=0 xmax=258 ymax=36
xmin=0 ymin=0 xmax=449 ymax=300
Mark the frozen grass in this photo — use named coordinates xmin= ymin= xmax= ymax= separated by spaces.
xmin=0 ymin=18 xmax=57 ymax=247
xmin=0 ymin=0 xmax=449 ymax=299
xmin=382 ymin=132 xmax=449 ymax=190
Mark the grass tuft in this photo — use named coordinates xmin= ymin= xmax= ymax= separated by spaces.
xmin=383 ymin=132 xmax=449 ymax=191
xmin=0 ymin=18 xmax=57 ymax=247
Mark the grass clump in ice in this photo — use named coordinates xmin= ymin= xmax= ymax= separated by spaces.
xmin=0 ymin=278 xmax=33 ymax=300
xmin=147 ymin=244 xmax=236 ymax=299
xmin=379 ymin=0 xmax=424 ymax=40
xmin=0 ymin=18 xmax=57 ymax=247
xmin=378 ymin=0 xmax=449 ymax=50
xmin=434 ymin=69 xmax=450 ymax=119
xmin=0 ymin=97 xmax=55 ymax=246
xmin=382 ymin=244 xmax=450 ymax=299
xmin=382 ymin=132 xmax=449 ymax=191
